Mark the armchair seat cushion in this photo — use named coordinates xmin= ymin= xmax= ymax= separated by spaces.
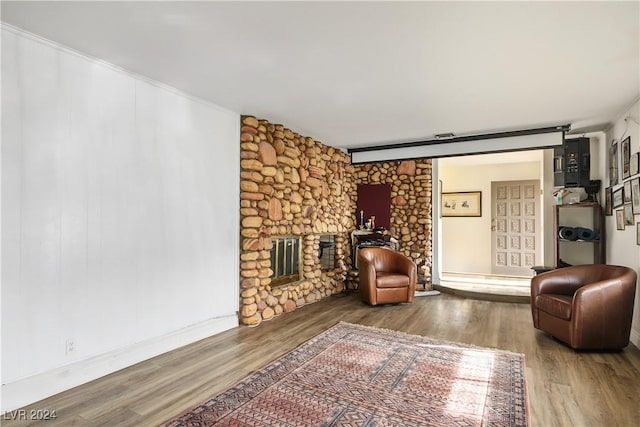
xmin=535 ymin=294 xmax=572 ymax=320
xmin=376 ymin=272 xmax=411 ymax=288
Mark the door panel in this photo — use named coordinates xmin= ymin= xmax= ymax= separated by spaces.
xmin=492 ymin=180 xmax=540 ymax=276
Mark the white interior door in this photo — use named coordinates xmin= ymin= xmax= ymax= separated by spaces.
xmin=491 ymin=180 xmax=541 ymax=276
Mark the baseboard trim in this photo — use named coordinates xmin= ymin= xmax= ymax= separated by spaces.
xmin=1 ymin=314 xmax=238 ymax=412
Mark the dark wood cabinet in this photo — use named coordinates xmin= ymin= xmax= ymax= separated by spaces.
xmin=554 ymin=202 xmax=605 ymax=267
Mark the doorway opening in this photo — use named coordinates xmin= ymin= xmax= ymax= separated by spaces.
xmin=435 ymin=149 xmax=552 ymax=295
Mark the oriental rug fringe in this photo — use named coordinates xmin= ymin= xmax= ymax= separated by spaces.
xmin=164 ymin=322 xmax=529 ymax=427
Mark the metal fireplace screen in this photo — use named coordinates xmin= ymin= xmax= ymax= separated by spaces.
xmin=319 ymin=235 xmax=336 ymax=271
xmin=270 ymin=236 xmax=301 ymax=286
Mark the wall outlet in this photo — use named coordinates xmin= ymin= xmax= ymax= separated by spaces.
xmin=65 ymin=340 xmax=75 ymax=355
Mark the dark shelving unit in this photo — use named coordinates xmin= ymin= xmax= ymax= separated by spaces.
xmin=554 ymin=202 xmax=605 ymax=267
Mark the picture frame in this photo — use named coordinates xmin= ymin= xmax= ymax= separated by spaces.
xmin=616 ymin=209 xmax=625 ymax=230
xmin=637 ymin=223 xmax=640 ymax=246
xmin=624 ymin=204 xmax=634 ymax=225
xmin=609 ymin=141 xmax=619 ymax=186
xmin=612 ymin=186 xmax=624 ymax=208
xmin=442 ymin=191 xmax=482 ymax=217
xmin=605 ymin=186 xmax=613 ymax=216
xmin=624 ymin=180 xmax=632 ymax=204
xmin=632 ymin=178 xmax=640 ymax=215
xmin=622 ymin=136 xmax=631 ymax=179
xmin=630 ymin=152 xmax=640 ymax=177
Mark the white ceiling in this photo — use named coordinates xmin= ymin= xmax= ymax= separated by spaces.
xmin=2 ymin=1 xmax=639 ymax=150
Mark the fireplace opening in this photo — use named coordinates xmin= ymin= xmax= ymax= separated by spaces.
xmin=270 ymin=236 xmax=301 ymax=286
xmin=319 ymin=234 xmax=336 ymax=271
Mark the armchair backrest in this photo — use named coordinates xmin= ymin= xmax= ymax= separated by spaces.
xmin=358 ymin=247 xmax=412 ymax=274
xmin=532 ymin=264 xmax=636 ymax=299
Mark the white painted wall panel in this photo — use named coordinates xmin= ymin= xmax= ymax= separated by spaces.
xmin=602 ymin=100 xmax=640 ymax=347
xmin=1 ymin=27 xmax=240 ymax=405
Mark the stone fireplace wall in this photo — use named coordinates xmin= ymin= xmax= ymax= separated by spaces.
xmin=351 ymin=160 xmax=433 ymax=285
xmin=239 ymin=116 xmax=355 ymax=326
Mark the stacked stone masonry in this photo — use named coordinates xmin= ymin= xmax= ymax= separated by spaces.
xmin=351 ymin=160 xmax=433 ymax=288
xmin=239 ymin=116 xmax=355 ymax=326
xmin=238 ymin=116 xmax=433 ymax=326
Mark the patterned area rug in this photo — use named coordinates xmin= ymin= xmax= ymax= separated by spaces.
xmin=165 ymin=322 xmax=529 ymax=426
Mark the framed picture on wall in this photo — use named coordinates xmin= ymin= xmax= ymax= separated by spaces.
xmin=442 ymin=191 xmax=482 ymax=217
xmin=624 ymin=180 xmax=632 ymax=204
xmin=632 ymin=178 xmax=640 ymax=215
xmin=605 ymin=187 xmax=613 ymax=216
xmin=625 ymin=204 xmax=634 ymax=225
xmin=637 ymin=223 xmax=640 ymax=246
xmin=616 ymin=209 xmax=625 ymax=230
xmin=630 ymin=152 xmax=640 ymax=176
xmin=622 ymin=136 xmax=631 ymax=179
xmin=609 ymin=141 xmax=619 ymax=186
xmin=613 ymin=186 xmax=624 ymax=208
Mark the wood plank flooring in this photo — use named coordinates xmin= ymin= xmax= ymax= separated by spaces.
xmin=3 ymin=292 xmax=640 ymax=427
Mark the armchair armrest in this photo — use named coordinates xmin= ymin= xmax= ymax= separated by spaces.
xmin=357 ymin=255 xmax=378 ymax=303
xmin=392 ymin=255 xmax=418 ymax=284
xmin=571 ymin=278 xmax=637 ymax=348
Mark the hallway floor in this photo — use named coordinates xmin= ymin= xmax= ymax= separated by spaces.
xmin=435 ymin=272 xmax=531 ymax=303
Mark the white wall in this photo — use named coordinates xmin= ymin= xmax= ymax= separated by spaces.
xmin=1 ymin=27 xmax=240 ymax=411
xmin=601 ymin=99 xmax=640 ymax=347
xmin=439 ymin=152 xmax=546 ymax=274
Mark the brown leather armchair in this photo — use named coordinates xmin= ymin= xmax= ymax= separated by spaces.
xmin=531 ymin=264 xmax=637 ymax=350
xmin=358 ymin=247 xmax=417 ymax=305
